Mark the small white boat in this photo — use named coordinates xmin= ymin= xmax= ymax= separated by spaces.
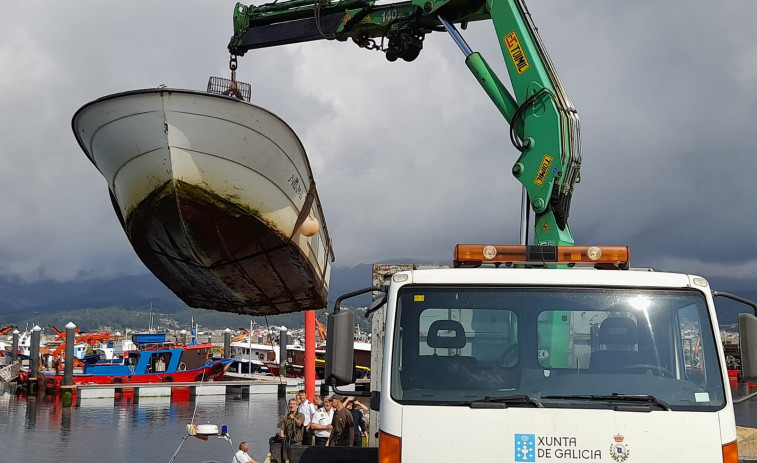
xmin=73 ymin=88 xmax=334 ymax=315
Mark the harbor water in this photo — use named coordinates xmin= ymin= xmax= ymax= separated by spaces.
xmin=3 ymin=384 xmax=757 ymax=462
xmin=0 ymin=389 xmax=283 ymax=462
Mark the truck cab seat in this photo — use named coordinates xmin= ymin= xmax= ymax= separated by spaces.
xmin=418 ymin=320 xmax=477 ymax=389
xmin=589 ymin=317 xmax=641 ymax=373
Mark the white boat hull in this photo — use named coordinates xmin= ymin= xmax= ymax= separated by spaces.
xmin=73 ymin=89 xmax=334 ymax=315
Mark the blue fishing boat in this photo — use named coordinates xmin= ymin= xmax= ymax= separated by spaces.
xmin=38 ymin=334 xmax=233 ymax=392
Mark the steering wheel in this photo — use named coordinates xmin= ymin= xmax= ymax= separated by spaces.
xmin=497 ymin=343 xmax=518 ymax=367
xmin=612 ymin=364 xmax=673 ymax=377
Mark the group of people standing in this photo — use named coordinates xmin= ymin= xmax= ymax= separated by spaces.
xmin=278 ymin=390 xmax=369 ymax=447
xmin=231 ymin=390 xmax=369 ymax=463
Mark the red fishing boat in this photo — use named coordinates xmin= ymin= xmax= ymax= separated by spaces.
xmin=37 ymin=336 xmax=232 ymax=393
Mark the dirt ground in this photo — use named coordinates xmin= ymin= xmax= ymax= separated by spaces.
xmin=738 ymin=427 xmax=757 ymax=458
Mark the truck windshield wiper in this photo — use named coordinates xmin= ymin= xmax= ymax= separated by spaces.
xmin=449 ymin=394 xmax=543 ymax=408
xmin=542 ymin=393 xmax=671 ymax=411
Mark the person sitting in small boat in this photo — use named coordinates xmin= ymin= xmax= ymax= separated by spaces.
xmin=232 ymin=441 xmax=258 ymax=463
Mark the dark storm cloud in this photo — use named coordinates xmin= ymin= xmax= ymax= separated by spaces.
xmin=0 ymin=0 xmax=755 ymax=285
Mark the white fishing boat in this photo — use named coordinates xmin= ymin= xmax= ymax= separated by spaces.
xmin=225 ymin=340 xmax=278 ymax=377
xmin=73 ymin=88 xmax=334 ymax=315
xmin=0 ymin=330 xmax=32 ymax=357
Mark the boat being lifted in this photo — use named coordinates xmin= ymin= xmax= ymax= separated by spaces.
xmin=72 ymin=88 xmax=334 ymax=315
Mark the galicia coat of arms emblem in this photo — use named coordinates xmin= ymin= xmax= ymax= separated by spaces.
xmin=610 ymin=434 xmax=630 ymax=462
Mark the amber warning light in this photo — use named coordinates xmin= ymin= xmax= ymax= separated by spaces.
xmin=453 ymin=245 xmax=630 ymax=269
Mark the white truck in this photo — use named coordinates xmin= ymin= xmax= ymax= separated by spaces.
xmin=212 ymin=1 xmax=757 ymax=460
xmin=325 ymin=245 xmax=757 ymax=463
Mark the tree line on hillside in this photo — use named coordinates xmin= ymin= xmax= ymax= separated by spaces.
xmin=6 ymin=304 xmax=372 ymax=334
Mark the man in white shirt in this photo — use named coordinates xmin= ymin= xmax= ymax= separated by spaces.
xmin=232 ymin=441 xmax=258 ymax=463
xmin=309 ymin=396 xmax=335 ymax=446
xmin=297 ymin=389 xmax=316 ymax=445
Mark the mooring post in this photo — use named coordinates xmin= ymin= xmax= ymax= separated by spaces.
xmin=11 ymin=329 xmax=19 ymax=362
xmin=62 ymin=322 xmax=76 ymax=407
xmin=279 ymin=328 xmax=288 ymax=378
xmin=29 ymin=325 xmax=41 ymax=394
xmin=64 ymin=322 xmax=75 ymax=386
xmin=223 ymin=328 xmax=231 ymax=359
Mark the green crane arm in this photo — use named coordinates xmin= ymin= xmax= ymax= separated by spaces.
xmin=228 ymin=0 xmax=580 ymax=246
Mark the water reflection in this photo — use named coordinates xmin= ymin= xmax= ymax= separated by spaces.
xmin=1 ymin=391 xmax=281 ymax=462
xmin=61 ymin=408 xmax=72 ymax=444
xmin=8 ymin=385 xmax=755 ymax=461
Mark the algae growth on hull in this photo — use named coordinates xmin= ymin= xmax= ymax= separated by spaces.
xmin=120 ymin=180 xmax=328 ymax=315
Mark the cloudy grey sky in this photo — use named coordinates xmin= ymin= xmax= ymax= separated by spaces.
xmin=1 ymin=1 xmax=756 ymax=287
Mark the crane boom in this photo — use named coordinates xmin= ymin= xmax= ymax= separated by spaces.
xmin=228 ymin=0 xmax=580 ymax=246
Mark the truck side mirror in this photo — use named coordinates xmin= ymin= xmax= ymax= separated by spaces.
xmin=739 ymin=312 xmax=757 ymax=382
xmin=324 ymin=309 xmax=355 ymax=386
xmin=370 ymin=389 xmax=381 ymax=411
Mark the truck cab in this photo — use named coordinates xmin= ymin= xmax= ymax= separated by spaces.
xmin=326 ymin=245 xmax=751 ymax=463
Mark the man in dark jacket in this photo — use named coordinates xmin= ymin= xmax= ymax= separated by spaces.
xmin=277 ymin=398 xmax=304 ymax=445
xmin=328 ymin=394 xmax=354 ymax=446
xmin=345 ymin=396 xmax=369 ymax=447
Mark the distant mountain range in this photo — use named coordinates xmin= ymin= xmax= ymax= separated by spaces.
xmin=0 ymin=264 xmax=755 ymax=332
xmin=0 ymin=264 xmax=378 ymax=332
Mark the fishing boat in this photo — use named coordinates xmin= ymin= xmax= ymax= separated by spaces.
xmin=225 ymin=340 xmax=277 ymax=377
xmin=37 ymin=337 xmax=233 ymax=393
xmin=353 ymin=340 xmax=372 ymax=378
xmin=262 ymin=341 xmax=370 ymax=379
xmin=0 ymin=329 xmax=32 ymax=357
xmin=262 ymin=343 xmax=327 ymax=378
xmin=72 ymin=88 xmax=334 ymax=316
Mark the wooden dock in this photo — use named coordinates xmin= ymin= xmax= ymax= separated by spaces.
xmin=70 ymin=377 xmax=317 ymax=406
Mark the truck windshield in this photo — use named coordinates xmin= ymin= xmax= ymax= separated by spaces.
xmin=390 ymin=286 xmax=725 ymax=411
